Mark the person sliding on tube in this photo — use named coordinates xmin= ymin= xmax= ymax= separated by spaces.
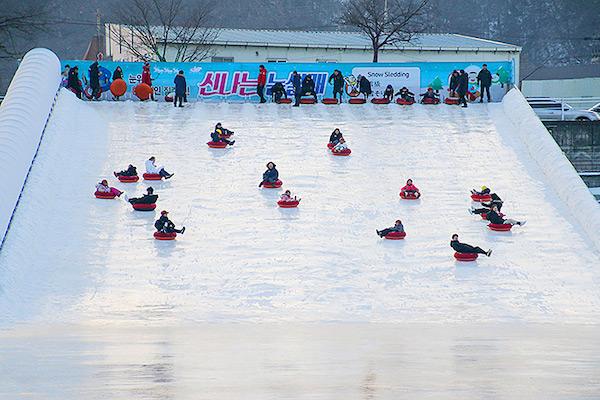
xmin=400 ymin=179 xmax=421 ymax=198
xmin=96 ymin=179 xmax=123 ymax=197
xmin=486 ymin=205 xmax=526 ymax=226
xmin=259 ymin=162 xmax=279 ymax=187
xmin=383 ymin=84 xmax=394 ymax=101
xmin=280 ymin=190 xmax=299 ymax=202
xmin=420 ymin=87 xmax=439 ymax=103
xmin=114 ymin=164 xmax=137 ymax=178
xmin=471 ymin=186 xmax=491 ymax=196
xmin=211 ymin=122 xmax=235 ymax=146
xmin=451 ymin=234 xmax=492 ymax=256
xmin=67 ymin=66 xmax=83 ymax=99
xmin=155 ymin=210 xmax=185 ymax=234
xmin=128 ymin=187 xmax=158 ymax=205
xmin=301 ymin=74 xmax=318 ymax=101
xmin=328 ymin=69 xmax=344 ymax=102
xmin=329 ymin=128 xmax=343 ymax=146
xmin=146 ymin=156 xmax=173 ymax=179
xmin=377 ymin=220 xmax=404 ymax=238
xmin=271 ymin=82 xmax=287 ymax=103
xmin=359 ymin=75 xmax=372 ymax=100
xmin=396 ymin=87 xmax=415 ymax=102
xmin=470 ymin=192 xmax=503 ymax=214
xmin=332 ymin=137 xmax=348 ymax=153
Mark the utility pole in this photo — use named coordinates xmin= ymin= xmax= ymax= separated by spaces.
xmin=384 ymin=0 xmax=388 ymax=22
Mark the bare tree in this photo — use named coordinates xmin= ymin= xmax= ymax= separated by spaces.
xmin=109 ymin=0 xmax=219 ymax=62
xmin=341 ymin=0 xmax=429 ymax=62
xmin=0 ymin=1 xmax=50 ymax=59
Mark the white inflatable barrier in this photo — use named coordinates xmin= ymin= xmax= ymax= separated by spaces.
xmin=0 ymin=48 xmax=61 ymax=247
xmin=502 ymin=88 xmax=600 ymax=252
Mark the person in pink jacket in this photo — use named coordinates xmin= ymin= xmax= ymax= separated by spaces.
xmin=400 ymin=179 xmax=420 ymax=198
xmin=95 ymin=179 xmax=123 ymax=197
xmin=280 ymin=190 xmax=300 ymax=202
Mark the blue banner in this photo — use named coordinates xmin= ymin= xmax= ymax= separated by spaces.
xmin=61 ymin=60 xmax=514 ymax=102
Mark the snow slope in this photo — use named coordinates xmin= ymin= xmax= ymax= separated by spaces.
xmin=1 ymin=91 xmax=600 ymax=326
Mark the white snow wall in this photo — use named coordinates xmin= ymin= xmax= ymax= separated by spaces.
xmin=503 ymin=88 xmax=600 ymax=252
xmin=0 ymin=49 xmax=61 ymax=247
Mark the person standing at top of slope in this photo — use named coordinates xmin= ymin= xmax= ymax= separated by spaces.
xmin=359 ymin=75 xmax=372 ymax=100
xmin=457 ymin=69 xmax=469 ymax=108
xmin=112 ymin=66 xmax=123 ymax=81
xmin=328 ymin=69 xmax=344 ymax=102
xmin=89 ymin=61 xmax=101 ymax=100
xmin=155 ymin=210 xmax=185 ymax=234
xmin=383 ymin=85 xmax=394 ymax=101
xmin=146 ymin=156 xmax=173 ymax=179
xmin=292 ymin=71 xmax=302 ymax=107
xmin=174 ymin=70 xmax=186 ymax=107
xmin=301 ymin=74 xmax=318 ymax=101
xmin=486 ymin=205 xmax=526 ymax=226
xmin=259 ymin=162 xmax=279 ymax=186
xmin=449 ymin=70 xmax=459 ymax=97
xmin=271 ymin=82 xmax=287 ymax=103
xmin=257 ymin=65 xmax=267 ymax=103
xmin=400 ymin=179 xmax=421 ymax=198
xmin=142 ymin=62 xmax=155 ymax=101
xmin=451 ymin=234 xmax=492 ymax=256
xmin=477 ymin=64 xmax=493 ymax=103
xmin=67 ymin=66 xmax=83 ymax=99
xmin=377 ymin=220 xmax=404 ymax=238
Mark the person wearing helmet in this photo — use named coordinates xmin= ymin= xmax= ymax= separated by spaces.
xmin=400 ymin=179 xmax=421 ymax=198
xmin=259 ymin=162 xmax=279 ymax=186
xmin=95 ymin=179 xmax=123 ymax=197
xmin=154 ymin=210 xmax=185 ymax=234
xmin=377 ymin=220 xmax=404 ymax=238
xmin=451 ymin=234 xmax=492 ymax=256
xmin=470 ymin=192 xmax=503 ymax=214
xmin=128 ymin=187 xmax=158 ymax=205
xmin=210 ymin=122 xmax=235 ymax=146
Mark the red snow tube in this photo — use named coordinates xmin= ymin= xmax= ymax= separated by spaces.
xmin=488 ymin=223 xmax=513 ymax=232
xmin=396 ymin=98 xmax=415 ymax=105
xmin=371 ymin=98 xmax=390 ymax=104
xmin=84 ymin=86 xmax=101 ymax=100
xmin=154 ymin=231 xmax=177 ymax=240
xmin=94 ymin=191 xmax=116 ymax=199
xmin=322 ymin=98 xmax=338 ymax=105
xmin=118 ymin=175 xmax=139 ymax=183
xmin=277 ymin=98 xmax=292 ymax=104
xmin=207 ymin=141 xmax=228 ymax=148
xmin=349 ymin=98 xmax=366 ymax=104
xmin=110 ymin=79 xmax=127 ymax=97
xmin=454 ymin=252 xmax=478 ymax=261
xmin=327 ymin=143 xmax=334 ymax=149
xmin=385 ymin=231 xmax=406 ymax=240
xmin=277 ymin=200 xmax=300 ymax=208
xmin=471 ymin=194 xmax=492 ymax=202
xmin=132 ymin=203 xmax=157 ymax=211
xmin=332 ymin=148 xmax=351 ymax=156
xmin=143 ymin=173 xmax=163 ymax=181
xmin=164 ymin=92 xmax=175 ymax=102
xmin=400 ymin=192 xmax=420 ymax=200
xmin=300 ymin=97 xmax=316 ymax=104
xmin=481 ymin=212 xmax=503 ymax=221
xmin=444 ymin=97 xmax=459 ymax=105
xmin=133 ymin=83 xmax=153 ymax=101
xmin=422 ymin=97 xmax=440 ymax=105
xmin=262 ymin=179 xmax=283 ymax=188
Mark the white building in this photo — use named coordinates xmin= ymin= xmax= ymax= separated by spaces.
xmin=105 ymin=25 xmax=521 ymax=81
xmin=521 ymin=64 xmax=600 ymax=105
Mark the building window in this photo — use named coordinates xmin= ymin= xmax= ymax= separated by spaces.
xmin=211 ymin=56 xmax=234 ymax=63
xmin=267 ymin=59 xmax=287 ymax=63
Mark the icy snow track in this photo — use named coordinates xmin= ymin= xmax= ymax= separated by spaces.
xmin=1 ymin=90 xmax=600 ymax=325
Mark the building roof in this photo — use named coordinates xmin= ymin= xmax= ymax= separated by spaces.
xmin=524 ymin=64 xmax=600 ymax=80
xmin=155 ymin=26 xmax=521 ymax=52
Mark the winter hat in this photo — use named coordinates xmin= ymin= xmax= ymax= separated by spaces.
xmin=481 ymin=185 xmax=488 ymax=191
xmin=161 ymin=210 xmax=169 ymax=215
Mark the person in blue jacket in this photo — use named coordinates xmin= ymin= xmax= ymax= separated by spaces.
xmin=259 ymin=162 xmax=279 ymax=186
xmin=292 ymin=71 xmax=302 ymax=107
xmin=174 ymin=70 xmax=186 ymax=107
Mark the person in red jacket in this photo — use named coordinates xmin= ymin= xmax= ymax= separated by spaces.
xmin=142 ymin=62 xmax=155 ymax=100
xmin=257 ymin=65 xmax=267 ymax=103
xmin=400 ymin=179 xmax=421 ymax=198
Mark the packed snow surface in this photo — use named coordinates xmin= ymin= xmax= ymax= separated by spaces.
xmin=1 ymin=90 xmax=600 ymax=326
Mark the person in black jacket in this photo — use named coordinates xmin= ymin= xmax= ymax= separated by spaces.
xmin=486 ymin=205 xmax=526 ymax=226
xmin=451 ymin=234 xmax=492 ymax=256
xmin=301 ymin=74 xmax=317 ymax=100
xmin=129 ymin=187 xmax=158 ymax=205
xmin=211 ymin=122 xmax=235 ymax=145
xmin=396 ymin=87 xmax=415 ymax=102
xmin=112 ymin=66 xmax=123 ymax=81
xmin=259 ymin=162 xmax=279 ymax=186
xmin=89 ymin=61 xmax=101 ymax=100
xmin=114 ymin=164 xmax=137 ymax=178
xmin=457 ymin=69 xmax=469 ymax=107
xmin=328 ymin=69 xmax=344 ymax=102
xmin=359 ymin=75 xmax=372 ymax=100
xmin=329 ymin=128 xmax=343 ymax=146
xmin=477 ymin=64 xmax=493 ymax=103
xmin=292 ymin=71 xmax=302 ymax=107
xmin=155 ymin=210 xmax=185 ymax=234
xmin=470 ymin=192 xmax=503 ymax=214
xmin=174 ymin=70 xmax=187 ymax=107
xmin=67 ymin=66 xmax=83 ymax=99
xmin=271 ymin=82 xmax=287 ymax=103
xmin=448 ymin=70 xmax=459 ymax=97
xmin=383 ymin=84 xmax=394 ymax=101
